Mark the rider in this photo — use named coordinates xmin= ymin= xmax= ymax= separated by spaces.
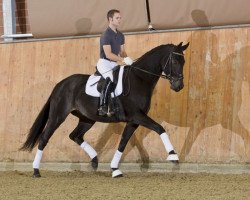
xmin=97 ymin=9 xmax=133 ymax=116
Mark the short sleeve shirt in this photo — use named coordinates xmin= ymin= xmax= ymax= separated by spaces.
xmin=100 ymin=27 xmax=125 ymax=60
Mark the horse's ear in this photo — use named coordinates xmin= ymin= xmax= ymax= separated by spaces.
xmin=177 ymin=42 xmax=183 ymax=47
xmin=182 ymin=42 xmax=189 ymax=51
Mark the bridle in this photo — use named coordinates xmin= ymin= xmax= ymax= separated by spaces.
xmin=163 ymin=51 xmax=184 ymax=84
xmin=130 ymin=51 xmax=184 ymax=82
xmin=122 ymin=50 xmax=184 ymax=96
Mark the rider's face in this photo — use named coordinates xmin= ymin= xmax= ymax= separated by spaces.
xmin=110 ymin=13 xmax=122 ymax=27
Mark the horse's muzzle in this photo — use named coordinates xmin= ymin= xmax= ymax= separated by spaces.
xmin=170 ymin=79 xmax=184 ymax=92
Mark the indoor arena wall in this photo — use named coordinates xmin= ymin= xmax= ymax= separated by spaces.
xmin=0 ymin=27 xmax=249 ymax=163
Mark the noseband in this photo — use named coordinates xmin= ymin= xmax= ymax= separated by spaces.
xmin=163 ymin=51 xmax=184 ymax=83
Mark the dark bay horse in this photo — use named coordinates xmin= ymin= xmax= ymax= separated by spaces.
xmin=20 ymin=42 xmax=189 ymax=178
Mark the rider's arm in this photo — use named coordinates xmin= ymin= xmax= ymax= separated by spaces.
xmin=119 ymin=44 xmax=127 ymax=58
xmin=120 ymin=44 xmax=133 ymax=65
xmin=103 ymin=45 xmax=124 ymax=62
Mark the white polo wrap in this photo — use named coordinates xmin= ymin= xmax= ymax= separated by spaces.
xmin=33 ymin=149 xmax=43 ymax=169
xmin=80 ymin=141 xmax=97 ymax=159
xmin=160 ymin=132 xmax=174 ymax=153
xmin=110 ymin=150 xmax=122 ymax=169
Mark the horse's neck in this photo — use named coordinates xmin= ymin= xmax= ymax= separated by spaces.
xmin=132 ymin=51 xmax=163 ymax=85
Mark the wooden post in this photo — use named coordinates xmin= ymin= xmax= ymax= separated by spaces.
xmin=2 ymin=0 xmax=16 ymax=41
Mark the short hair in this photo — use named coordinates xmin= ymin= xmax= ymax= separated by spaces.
xmin=107 ymin=9 xmax=120 ymax=21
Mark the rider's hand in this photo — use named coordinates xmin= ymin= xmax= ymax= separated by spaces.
xmin=123 ymin=57 xmax=133 ymax=65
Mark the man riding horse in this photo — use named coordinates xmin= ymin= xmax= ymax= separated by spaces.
xmin=97 ymin=9 xmax=133 ymax=116
xmin=20 ymin=9 xmax=189 ymax=178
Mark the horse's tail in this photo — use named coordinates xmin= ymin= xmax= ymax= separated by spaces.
xmin=19 ymin=96 xmax=51 ymax=152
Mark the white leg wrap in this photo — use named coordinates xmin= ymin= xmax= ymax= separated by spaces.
xmin=110 ymin=150 xmax=122 ymax=169
xmin=80 ymin=141 xmax=97 ymax=159
xmin=160 ymin=132 xmax=174 ymax=153
xmin=33 ymin=149 xmax=43 ymax=169
xmin=112 ymin=169 xmax=123 ymax=178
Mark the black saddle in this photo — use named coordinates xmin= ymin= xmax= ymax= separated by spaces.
xmin=95 ymin=65 xmax=120 ymax=93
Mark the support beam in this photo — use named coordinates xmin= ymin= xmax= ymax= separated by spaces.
xmin=2 ymin=0 xmax=16 ymax=41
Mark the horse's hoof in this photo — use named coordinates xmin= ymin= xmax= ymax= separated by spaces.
xmin=170 ymin=160 xmax=179 ymax=164
xmin=112 ymin=169 xmax=123 ymax=178
xmin=33 ymin=169 xmax=41 ymax=178
xmin=91 ymin=156 xmax=98 ymax=170
xmin=114 ymin=174 xmax=123 ymax=178
xmin=33 ymin=173 xmax=41 ymax=178
xmin=167 ymin=154 xmax=179 ymax=164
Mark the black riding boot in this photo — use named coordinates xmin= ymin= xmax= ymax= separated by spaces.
xmin=98 ymin=77 xmax=114 ymax=116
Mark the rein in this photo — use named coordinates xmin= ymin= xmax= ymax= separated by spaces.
xmin=130 ymin=66 xmax=169 ymax=79
xmin=123 ymin=51 xmax=184 ymax=96
xmin=131 ymin=51 xmax=184 ymax=80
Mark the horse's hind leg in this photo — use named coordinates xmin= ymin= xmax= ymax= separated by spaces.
xmin=69 ymin=119 xmax=97 ymax=170
xmin=33 ymin=107 xmax=70 ymax=177
xmin=110 ymin=122 xmax=139 ymax=178
xmin=32 ymin=120 xmax=65 ymax=177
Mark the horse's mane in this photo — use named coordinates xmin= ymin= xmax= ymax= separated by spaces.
xmin=133 ymin=44 xmax=175 ymax=66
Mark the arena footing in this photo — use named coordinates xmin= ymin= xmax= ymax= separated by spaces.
xmin=0 ymin=162 xmax=250 ymax=174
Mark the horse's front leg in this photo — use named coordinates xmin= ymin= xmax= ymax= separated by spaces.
xmin=110 ymin=122 xmax=139 ymax=178
xmin=132 ymin=112 xmax=179 ymax=163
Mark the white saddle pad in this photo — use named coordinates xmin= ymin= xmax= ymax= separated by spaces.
xmin=85 ymin=66 xmax=125 ymax=97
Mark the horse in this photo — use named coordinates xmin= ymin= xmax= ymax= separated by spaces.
xmin=20 ymin=42 xmax=189 ymax=178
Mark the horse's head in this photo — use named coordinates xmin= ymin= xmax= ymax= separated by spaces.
xmin=162 ymin=42 xmax=189 ymax=92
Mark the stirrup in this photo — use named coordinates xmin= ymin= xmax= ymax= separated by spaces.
xmin=107 ymin=107 xmax=115 ymax=117
xmin=98 ymin=106 xmax=108 ymax=116
xmin=107 ymin=96 xmax=119 ymax=116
